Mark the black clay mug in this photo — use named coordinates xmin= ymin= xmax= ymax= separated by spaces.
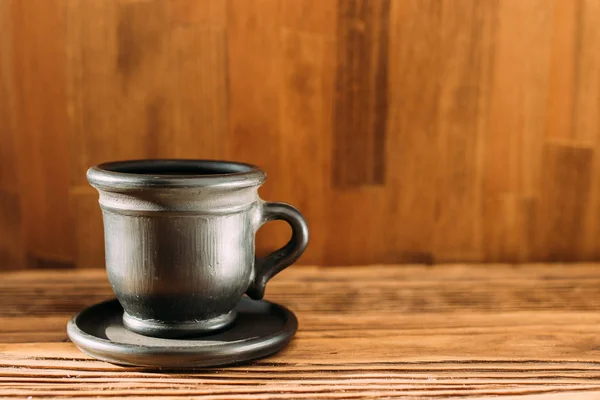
xmin=87 ymin=160 xmax=309 ymax=338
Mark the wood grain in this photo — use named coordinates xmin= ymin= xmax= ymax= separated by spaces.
xmin=546 ymin=0 xmax=578 ymax=141
xmin=432 ymin=0 xmax=495 ymax=262
xmin=383 ymin=0 xmax=441 ymax=264
xmin=0 ymin=0 xmax=16 ymax=194
xmin=280 ymin=25 xmax=332 ymax=264
xmin=481 ymin=0 xmax=552 ymax=262
xmin=1 ymin=264 xmax=600 ymax=398
xmin=3 ymin=0 xmax=600 ymax=267
xmin=10 ymin=0 xmax=73 ymax=268
xmin=227 ymin=0 xmax=289 ymax=257
xmin=333 ymin=0 xmax=390 ymax=187
xmin=536 ymin=143 xmax=593 ymax=261
xmin=0 ymin=0 xmax=24 ymax=269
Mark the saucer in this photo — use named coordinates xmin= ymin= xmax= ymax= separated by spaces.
xmin=67 ymin=297 xmax=298 ymax=368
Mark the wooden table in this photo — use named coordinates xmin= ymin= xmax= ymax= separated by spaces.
xmin=1 ymin=264 xmax=600 ymax=399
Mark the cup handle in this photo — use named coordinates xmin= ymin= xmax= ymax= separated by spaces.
xmin=246 ymin=202 xmax=309 ymax=300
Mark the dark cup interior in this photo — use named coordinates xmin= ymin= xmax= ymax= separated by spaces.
xmin=101 ymin=160 xmax=254 ymax=176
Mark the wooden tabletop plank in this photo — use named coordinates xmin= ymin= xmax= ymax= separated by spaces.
xmin=0 ymin=264 xmax=599 ymax=398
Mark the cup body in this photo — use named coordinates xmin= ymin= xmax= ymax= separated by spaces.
xmin=87 ymin=160 xmax=266 ymax=338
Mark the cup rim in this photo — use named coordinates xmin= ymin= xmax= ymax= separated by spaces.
xmin=87 ymin=159 xmax=266 ymax=190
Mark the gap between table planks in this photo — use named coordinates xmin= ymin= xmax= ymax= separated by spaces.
xmin=0 ymin=264 xmax=600 ymax=399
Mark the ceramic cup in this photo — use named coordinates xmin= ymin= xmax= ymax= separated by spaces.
xmin=87 ymin=160 xmax=308 ymax=338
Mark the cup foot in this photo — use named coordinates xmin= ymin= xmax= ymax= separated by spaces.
xmin=122 ymin=310 xmax=237 ymax=338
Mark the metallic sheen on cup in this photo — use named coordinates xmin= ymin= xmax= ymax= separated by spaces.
xmin=87 ymin=160 xmax=309 ymax=338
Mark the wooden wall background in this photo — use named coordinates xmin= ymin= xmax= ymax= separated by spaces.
xmin=1 ymin=0 xmax=600 ymax=269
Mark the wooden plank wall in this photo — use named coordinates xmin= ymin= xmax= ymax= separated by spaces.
xmin=1 ymin=0 xmax=600 ymax=269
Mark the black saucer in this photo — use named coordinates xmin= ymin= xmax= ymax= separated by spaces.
xmin=67 ymin=297 xmax=298 ymax=368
